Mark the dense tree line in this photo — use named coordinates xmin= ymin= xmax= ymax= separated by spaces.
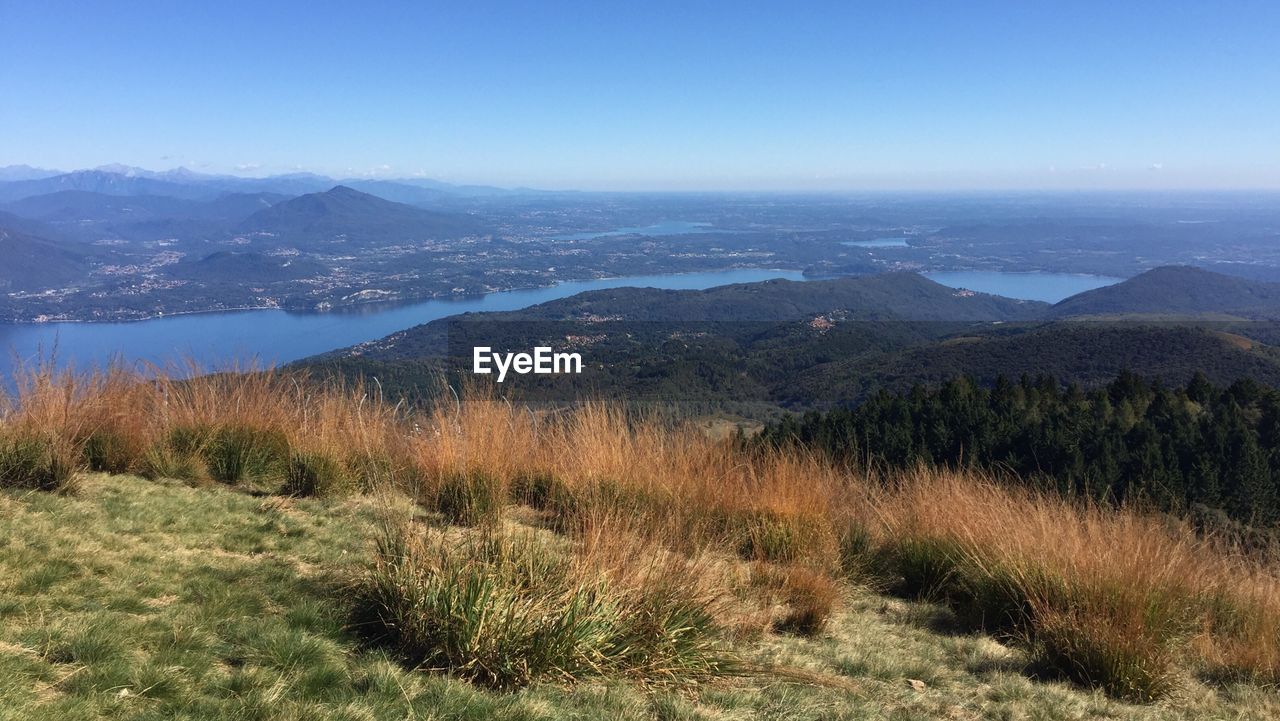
xmin=761 ymin=372 xmax=1280 ymax=530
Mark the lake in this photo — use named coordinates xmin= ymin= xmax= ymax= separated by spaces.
xmin=552 ymin=221 xmax=715 ymax=241
xmin=0 ymin=269 xmax=806 ymax=380
xmin=923 ymin=270 xmax=1123 ymax=303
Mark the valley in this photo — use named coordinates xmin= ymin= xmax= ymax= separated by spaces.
xmin=3 ymin=169 xmax=1279 ymax=327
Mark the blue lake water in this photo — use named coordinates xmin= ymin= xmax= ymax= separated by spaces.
xmin=842 ymin=237 xmax=910 ymax=248
xmin=923 ymin=271 xmax=1123 ymax=304
xmin=0 ymin=269 xmax=806 ymax=380
xmin=552 ymin=221 xmax=714 ymax=241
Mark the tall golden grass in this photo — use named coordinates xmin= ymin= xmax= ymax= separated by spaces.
xmin=1 ymin=362 xmax=1278 ymax=698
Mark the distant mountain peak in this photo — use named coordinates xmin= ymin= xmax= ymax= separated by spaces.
xmin=238 ymin=185 xmax=480 ymax=244
xmin=92 ymin=163 xmax=144 ymax=176
xmin=326 ymin=184 xmax=364 ymax=195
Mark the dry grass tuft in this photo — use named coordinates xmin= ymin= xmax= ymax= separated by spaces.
xmin=769 ymin=565 xmax=841 ymax=637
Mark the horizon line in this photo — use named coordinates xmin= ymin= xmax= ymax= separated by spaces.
xmin=4 ymin=162 xmax=1280 ymax=196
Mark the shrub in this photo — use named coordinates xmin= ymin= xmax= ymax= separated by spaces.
xmin=346 ymin=450 xmax=401 ymax=492
xmin=0 ymin=430 xmax=78 ymax=492
xmin=733 ymin=509 xmax=831 ymax=566
xmin=772 ymin=567 xmax=840 ymax=637
xmin=166 ymin=424 xmax=214 ymax=458
xmin=531 ymin=478 xmax=664 ymax=534
xmin=513 ymin=470 xmax=571 ymax=511
xmin=434 ymin=471 xmax=505 ymax=526
xmin=140 ymin=443 xmax=209 ymax=483
xmin=204 ymin=424 xmax=290 ymax=488
xmin=284 ymin=451 xmax=353 ymax=498
xmin=879 ymin=536 xmax=964 ymax=601
xmin=1031 ymin=603 xmax=1180 ymax=702
xmin=835 ymin=520 xmax=887 ymax=584
xmin=354 ymin=526 xmax=730 ymax=690
xmin=82 ymin=428 xmax=141 ymax=474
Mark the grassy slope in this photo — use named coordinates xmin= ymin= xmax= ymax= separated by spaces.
xmin=3 ymin=475 xmax=1277 ymax=721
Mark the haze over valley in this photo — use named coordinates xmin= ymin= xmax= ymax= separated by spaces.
xmin=2 ymin=165 xmax=1278 ymax=326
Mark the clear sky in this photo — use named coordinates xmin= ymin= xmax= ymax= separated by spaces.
xmin=2 ymin=1 xmax=1277 ymax=191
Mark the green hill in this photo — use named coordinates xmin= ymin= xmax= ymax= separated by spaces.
xmin=338 ymin=272 xmax=1045 ymax=362
xmin=507 ymin=271 xmax=1047 ymax=323
xmin=1051 ymin=266 xmax=1280 ymax=319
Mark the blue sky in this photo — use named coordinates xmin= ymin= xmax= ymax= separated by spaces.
xmin=2 ymin=1 xmax=1277 ymax=190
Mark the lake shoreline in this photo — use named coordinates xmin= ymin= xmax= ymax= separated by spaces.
xmin=2 ymin=265 xmax=807 ymax=327
xmin=0 ymin=268 xmax=811 ymax=380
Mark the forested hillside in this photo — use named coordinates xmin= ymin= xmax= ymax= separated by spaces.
xmin=1051 ymin=266 xmax=1280 ymax=319
xmin=763 ymin=372 xmax=1280 ymax=537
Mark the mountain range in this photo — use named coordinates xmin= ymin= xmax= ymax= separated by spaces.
xmin=0 ymin=165 xmax=528 ymax=205
xmin=3 ymin=190 xmax=286 ymax=224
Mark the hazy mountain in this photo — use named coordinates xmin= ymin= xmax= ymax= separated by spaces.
xmin=0 ymin=225 xmax=94 ymax=292
xmin=0 ymin=170 xmax=216 ymax=203
xmin=0 ymin=190 xmax=290 ymax=244
xmin=1050 ymin=266 xmax=1280 ymax=319
xmin=0 ymin=164 xmax=540 ymax=208
xmin=3 ymin=190 xmax=196 ymax=222
xmin=166 ymin=251 xmax=328 ymax=283
xmin=188 ymin=192 xmax=291 ymax=221
xmin=0 ymin=209 xmax=66 ymax=240
xmin=239 ymin=185 xmax=481 ymax=245
xmin=0 ymin=165 xmax=63 ymax=182
xmin=339 ymin=180 xmax=454 ymax=205
xmin=384 ymin=177 xmax=517 ymax=197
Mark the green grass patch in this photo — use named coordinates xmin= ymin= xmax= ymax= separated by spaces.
xmin=1 ymin=474 xmax=1274 ymax=719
